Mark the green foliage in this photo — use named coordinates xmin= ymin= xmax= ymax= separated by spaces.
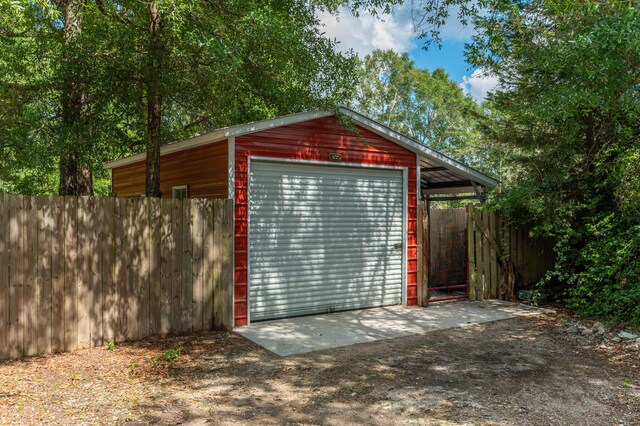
xmin=351 ymin=49 xmax=496 ymax=174
xmin=151 ymin=348 xmax=182 ymax=365
xmin=106 ymin=340 xmax=116 ymax=351
xmin=0 ymin=0 xmax=358 ymax=195
xmin=458 ymin=0 xmax=640 ymax=322
xmin=567 ymin=214 xmax=640 ymax=323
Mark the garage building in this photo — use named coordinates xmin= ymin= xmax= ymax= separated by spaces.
xmin=105 ymin=108 xmax=498 ymax=327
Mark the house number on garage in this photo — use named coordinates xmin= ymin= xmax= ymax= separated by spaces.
xmin=329 ymin=153 xmax=343 ymax=162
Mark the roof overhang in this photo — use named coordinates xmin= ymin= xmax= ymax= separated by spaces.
xmin=336 ymin=108 xmax=499 ymax=193
xmin=104 ymin=107 xmax=498 ymax=198
xmin=103 ymin=110 xmax=333 ymax=169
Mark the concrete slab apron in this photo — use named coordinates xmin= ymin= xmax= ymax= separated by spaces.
xmin=235 ymin=300 xmax=545 ymax=357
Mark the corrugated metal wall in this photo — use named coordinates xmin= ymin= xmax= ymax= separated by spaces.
xmin=234 ymin=116 xmax=418 ymax=326
xmin=248 ymin=160 xmax=404 ymax=321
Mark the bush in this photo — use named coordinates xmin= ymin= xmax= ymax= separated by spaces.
xmin=567 ymin=214 xmax=640 ymax=323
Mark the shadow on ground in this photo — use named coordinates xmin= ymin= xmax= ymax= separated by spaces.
xmin=0 ymin=312 xmax=638 ymax=425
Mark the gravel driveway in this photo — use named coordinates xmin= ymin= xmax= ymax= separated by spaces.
xmin=1 ymin=310 xmax=638 ymax=425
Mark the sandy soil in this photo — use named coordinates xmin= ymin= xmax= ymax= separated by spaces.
xmin=1 ymin=310 xmax=639 ymax=425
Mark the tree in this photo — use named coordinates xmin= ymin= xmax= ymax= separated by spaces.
xmin=481 ymin=1 xmax=639 ymax=321
xmin=407 ymin=0 xmax=640 ymax=321
xmin=0 ymin=0 xmax=358 ymax=196
xmin=56 ymin=0 xmax=93 ymax=195
xmin=1 ymin=1 xmax=135 ymax=195
xmin=351 ymin=49 xmax=492 ymax=173
xmin=145 ymin=0 xmax=163 ymax=197
xmin=84 ymin=0 xmax=359 ymax=196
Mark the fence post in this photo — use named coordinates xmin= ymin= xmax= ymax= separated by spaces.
xmin=213 ymin=200 xmax=234 ymax=330
xmin=466 ymin=204 xmax=477 ymax=300
xmin=0 ymin=195 xmax=8 ymax=360
xmin=417 ymin=202 xmax=425 ymax=306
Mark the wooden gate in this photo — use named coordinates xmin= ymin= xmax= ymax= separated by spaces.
xmin=417 ymin=203 xmax=555 ymax=306
xmin=466 ymin=204 xmax=555 ymax=300
xmin=428 ymin=209 xmax=468 ymax=301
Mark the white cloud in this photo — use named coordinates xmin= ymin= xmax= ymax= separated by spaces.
xmin=317 ymin=4 xmax=476 ymax=58
xmin=459 ymin=68 xmax=500 ymax=103
xmin=317 ymin=6 xmax=415 ymax=57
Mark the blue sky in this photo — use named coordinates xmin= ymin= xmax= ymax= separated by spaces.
xmin=317 ymin=5 xmax=499 ymax=103
xmin=409 ymin=40 xmax=469 ymax=82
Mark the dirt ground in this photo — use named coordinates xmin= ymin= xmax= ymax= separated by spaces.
xmin=1 ymin=309 xmax=639 ymax=425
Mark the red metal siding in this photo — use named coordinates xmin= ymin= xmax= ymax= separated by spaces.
xmin=234 ymin=116 xmax=418 ymax=326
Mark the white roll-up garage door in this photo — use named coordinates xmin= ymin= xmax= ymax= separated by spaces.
xmin=248 ymin=160 xmax=405 ymax=321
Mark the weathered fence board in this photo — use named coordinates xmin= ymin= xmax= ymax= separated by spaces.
xmin=181 ymin=201 xmax=192 ymax=334
xmin=428 ymin=209 xmax=467 ymax=288
xmin=51 ymin=197 xmax=65 ymax=353
xmin=138 ymin=197 xmax=150 ymax=341
xmin=467 ymin=204 xmax=555 ymax=300
xmin=213 ymin=199 xmax=233 ymax=330
xmin=0 ymin=195 xmax=8 ymax=359
xmin=101 ymin=197 xmax=116 ymax=344
xmin=202 ymin=201 xmax=215 ymax=331
xmin=160 ymin=199 xmax=173 ymax=335
xmin=171 ymin=199 xmax=182 ymax=334
xmin=64 ymin=197 xmax=78 ymax=352
xmin=36 ymin=196 xmax=52 ymax=355
xmin=77 ymin=196 xmax=91 ymax=350
xmin=10 ymin=195 xmax=24 ymax=359
xmin=149 ymin=199 xmax=162 ymax=335
xmin=0 ymin=194 xmax=233 ymax=361
xmin=192 ymin=199 xmax=205 ymax=332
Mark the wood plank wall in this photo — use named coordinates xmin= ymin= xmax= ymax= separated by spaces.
xmin=111 ymin=140 xmax=228 ymax=198
xmin=0 ymin=195 xmax=233 ymax=361
xmin=429 ymin=209 xmax=468 ymax=288
xmin=467 ymin=204 xmax=555 ymax=300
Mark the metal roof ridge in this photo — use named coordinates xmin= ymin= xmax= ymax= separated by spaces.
xmin=337 ymin=106 xmax=498 ymax=187
xmin=103 ymin=110 xmax=332 ymax=169
xmin=104 ymin=107 xmax=498 ymax=188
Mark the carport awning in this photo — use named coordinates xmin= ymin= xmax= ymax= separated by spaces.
xmin=337 ymin=108 xmax=498 ymax=201
xmin=420 ymin=156 xmax=492 ymax=198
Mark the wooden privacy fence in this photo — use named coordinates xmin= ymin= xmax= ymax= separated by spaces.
xmin=0 ymin=194 xmax=233 ymax=361
xmin=466 ymin=204 xmax=555 ymax=301
xmin=428 ymin=209 xmax=468 ymax=288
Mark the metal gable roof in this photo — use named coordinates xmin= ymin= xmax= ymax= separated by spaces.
xmin=337 ymin=107 xmax=498 ymax=189
xmin=103 ymin=107 xmax=498 ymax=191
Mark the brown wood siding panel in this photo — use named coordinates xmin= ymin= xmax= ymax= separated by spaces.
xmin=111 ymin=141 xmax=228 ymax=199
xmin=429 ymin=209 xmax=468 ymax=287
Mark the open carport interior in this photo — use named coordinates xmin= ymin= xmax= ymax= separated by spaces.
xmin=418 ymin=153 xmax=494 ymax=303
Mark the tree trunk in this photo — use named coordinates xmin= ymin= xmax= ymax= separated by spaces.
xmin=59 ymin=150 xmax=93 ymax=196
xmin=145 ymin=1 xmax=163 ymax=197
xmin=57 ymin=0 xmax=93 ymax=196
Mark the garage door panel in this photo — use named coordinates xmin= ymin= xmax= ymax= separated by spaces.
xmin=251 ymin=205 xmax=402 ymax=216
xmin=249 ymin=160 xmax=405 ymax=321
xmin=252 ymin=279 xmax=404 ymax=301
xmin=252 ymin=282 xmax=404 ymax=303
xmin=251 ymin=279 xmax=403 ymax=298
xmin=250 ymin=219 xmax=402 ymax=229
xmin=250 ymin=245 xmax=401 ymax=256
xmin=252 ymin=291 xmax=404 ymax=314
xmin=251 ymin=231 xmax=403 ymax=242
xmin=249 ymin=263 xmax=403 ymax=280
xmin=251 ymin=252 xmax=402 ymax=267
xmin=252 ymin=164 xmax=404 ymax=181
